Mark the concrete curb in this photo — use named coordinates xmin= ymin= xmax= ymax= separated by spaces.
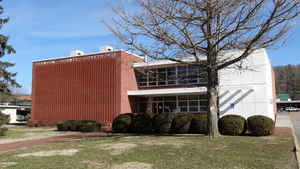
xmin=289 ymin=116 xmax=300 ymax=169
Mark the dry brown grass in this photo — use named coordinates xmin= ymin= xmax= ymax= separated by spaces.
xmin=16 ymin=149 xmax=79 ymax=157
xmin=81 ymin=159 xmax=109 ymax=169
xmin=0 ymin=162 xmax=17 ymax=168
xmin=98 ymin=143 xmax=137 ymax=155
xmin=112 ymin=162 xmax=153 ymax=169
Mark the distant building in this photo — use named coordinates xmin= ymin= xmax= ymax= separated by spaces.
xmin=31 ymin=48 xmax=276 ymax=124
xmin=276 ymin=93 xmax=300 ymax=111
xmin=15 ymin=95 xmax=32 ymax=102
xmin=0 ymin=104 xmax=31 ymax=123
xmin=276 ymin=93 xmax=291 ymax=102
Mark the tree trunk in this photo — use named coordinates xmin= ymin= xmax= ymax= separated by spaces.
xmin=207 ymin=68 xmax=220 ymax=138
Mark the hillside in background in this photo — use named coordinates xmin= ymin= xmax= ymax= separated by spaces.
xmin=274 ymin=64 xmax=300 ymax=100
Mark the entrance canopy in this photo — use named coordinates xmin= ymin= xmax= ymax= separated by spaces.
xmin=127 ymin=87 xmax=207 ymax=96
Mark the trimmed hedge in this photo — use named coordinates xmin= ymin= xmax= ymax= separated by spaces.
xmin=57 ymin=120 xmax=101 ymax=132
xmin=152 ymin=113 xmax=175 ymax=134
xmin=131 ymin=114 xmax=153 ymax=134
xmin=27 ymin=121 xmax=57 ymax=127
xmin=80 ymin=121 xmax=101 ymax=132
xmin=0 ymin=127 xmax=8 ymax=136
xmin=218 ymin=115 xmax=246 ymax=136
xmin=190 ymin=113 xmax=207 ymax=134
xmin=0 ymin=112 xmax=9 ymax=126
xmin=171 ymin=113 xmax=193 ymax=134
xmin=247 ymin=115 xmax=274 ymax=136
xmin=112 ymin=113 xmax=134 ymax=133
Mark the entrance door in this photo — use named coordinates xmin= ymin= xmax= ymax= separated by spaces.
xmin=152 ymin=102 xmax=164 ymax=114
xmin=152 ymin=103 xmax=157 ymax=114
xmin=157 ymin=102 xmax=163 ymax=114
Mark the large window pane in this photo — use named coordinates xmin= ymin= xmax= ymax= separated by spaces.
xmin=158 ymin=68 xmax=166 ymax=85
xmin=189 ymin=95 xmax=198 ymax=100
xmin=164 ymin=102 xmax=176 ymax=113
xmin=189 ymin=101 xmax=198 ymax=107
xmin=178 ymin=66 xmax=188 ymax=84
xmin=189 ymin=106 xmax=198 ymax=112
xmin=178 ymin=96 xmax=188 ymax=100
xmin=179 ymin=101 xmax=187 ymax=106
xmin=200 ymin=106 xmax=208 ymax=112
xmin=165 ymin=96 xmax=176 ymax=101
xmin=180 ymin=107 xmax=188 ymax=112
xmin=149 ymin=69 xmax=157 ymax=86
xmin=135 ymin=70 xmax=147 ymax=86
xmin=167 ymin=67 xmax=176 ymax=85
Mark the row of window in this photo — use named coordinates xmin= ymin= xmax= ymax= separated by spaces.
xmin=135 ymin=65 xmax=207 ymax=87
xmin=138 ymin=95 xmax=208 ymax=114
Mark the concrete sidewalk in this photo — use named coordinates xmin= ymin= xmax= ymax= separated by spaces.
xmin=276 ymin=112 xmax=293 ymax=128
xmin=0 ymin=132 xmax=107 ymax=152
xmin=282 ymin=111 xmax=300 ymax=169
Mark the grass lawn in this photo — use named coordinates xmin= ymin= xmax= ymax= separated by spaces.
xmin=0 ymin=133 xmax=296 ymax=169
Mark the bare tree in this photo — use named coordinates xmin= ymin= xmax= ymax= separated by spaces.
xmin=104 ymin=0 xmax=300 ymax=138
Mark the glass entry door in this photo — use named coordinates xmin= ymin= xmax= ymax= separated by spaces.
xmin=152 ymin=102 xmax=164 ymax=114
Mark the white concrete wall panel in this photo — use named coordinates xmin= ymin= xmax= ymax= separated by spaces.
xmin=219 ymin=49 xmax=275 ymax=120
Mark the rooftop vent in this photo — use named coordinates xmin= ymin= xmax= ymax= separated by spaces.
xmin=70 ymin=50 xmax=84 ymax=57
xmin=100 ymin=46 xmax=114 ymax=53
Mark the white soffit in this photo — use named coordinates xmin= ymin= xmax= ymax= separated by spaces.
xmin=128 ymin=87 xmax=207 ymax=96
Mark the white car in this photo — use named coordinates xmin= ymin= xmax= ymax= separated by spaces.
xmin=285 ymin=107 xmax=299 ymax=112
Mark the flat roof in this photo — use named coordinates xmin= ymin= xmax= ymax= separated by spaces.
xmin=128 ymin=87 xmax=207 ymax=96
xmin=32 ymin=50 xmax=144 ymax=63
xmin=133 ymin=56 xmax=207 ymax=68
xmin=133 ymin=48 xmax=268 ymax=68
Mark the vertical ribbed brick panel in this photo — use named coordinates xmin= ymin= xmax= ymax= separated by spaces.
xmin=31 ymin=51 xmax=133 ymax=123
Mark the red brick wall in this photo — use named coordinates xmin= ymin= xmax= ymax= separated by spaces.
xmin=271 ymin=65 xmax=277 ymax=120
xmin=120 ymin=52 xmax=144 ymax=114
xmin=31 ymin=51 xmax=144 ymax=123
xmin=32 ymin=52 xmax=121 ymax=123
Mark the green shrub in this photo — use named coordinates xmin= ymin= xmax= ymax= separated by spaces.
xmin=112 ymin=113 xmax=133 ymax=133
xmin=0 ymin=112 xmax=9 ymax=126
xmin=190 ymin=113 xmax=207 ymax=134
xmin=56 ymin=120 xmax=101 ymax=132
xmin=247 ymin=115 xmax=274 ymax=136
xmin=70 ymin=120 xmax=82 ymax=131
xmin=218 ymin=115 xmax=246 ymax=136
xmin=79 ymin=121 xmax=101 ymax=132
xmin=152 ymin=113 xmax=175 ymax=134
xmin=58 ymin=120 xmax=76 ymax=131
xmin=171 ymin=113 xmax=193 ymax=134
xmin=0 ymin=127 xmax=8 ymax=136
xmin=57 ymin=121 xmax=68 ymax=131
xmin=132 ymin=114 xmax=153 ymax=134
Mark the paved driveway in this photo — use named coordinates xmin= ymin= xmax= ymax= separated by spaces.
xmin=290 ymin=111 xmax=300 ymax=142
xmin=276 ymin=111 xmax=292 ymax=128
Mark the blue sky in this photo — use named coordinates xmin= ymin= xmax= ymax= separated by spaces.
xmin=1 ymin=0 xmax=300 ymax=94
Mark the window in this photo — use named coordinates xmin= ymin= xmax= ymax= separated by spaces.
xmin=158 ymin=68 xmax=166 ymax=85
xmin=167 ymin=67 xmax=176 ymax=85
xmin=135 ymin=65 xmax=208 ymax=87
xmin=149 ymin=69 xmax=157 ymax=86
xmin=140 ymin=95 xmax=208 ymax=114
xmin=135 ymin=70 xmax=147 ymax=87
xmin=178 ymin=66 xmax=188 ymax=84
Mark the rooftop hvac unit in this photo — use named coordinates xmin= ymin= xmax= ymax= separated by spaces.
xmin=70 ymin=50 xmax=84 ymax=57
xmin=100 ymin=46 xmax=114 ymax=52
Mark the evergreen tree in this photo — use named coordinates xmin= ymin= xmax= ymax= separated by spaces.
xmin=0 ymin=0 xmax=20 ymax=102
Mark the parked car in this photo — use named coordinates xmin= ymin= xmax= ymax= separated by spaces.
xmin=285 ymin=107 xmax=299 ymax=112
